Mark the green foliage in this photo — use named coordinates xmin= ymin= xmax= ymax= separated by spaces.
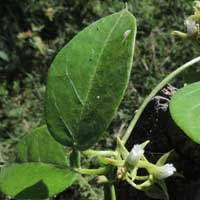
xmin=170 ymin=82 xmax=200 ymax=144
xmin=15 ymin=125 xmax=69 ymax=166
xmin=0 ymin=126 xmax=77 ymax=199
xmin=0 ymin=0 xmax=198 ymax=199
xmin=0 ymin=164 xmax=75 ymax=199
xmin=0 ymin=74 xmax=45 ymax=165
xmin=46 ymin=10 xmax=136 ymax=150
xmin=156 ymin=151 xmax=173 ymax=166
xmin=0 ymin=9 xmax=137 ymax=199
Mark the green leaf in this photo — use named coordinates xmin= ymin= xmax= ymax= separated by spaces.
xmin=157 ymin=180 xmax=169 ymax=200
xmin=0 ymin=163 xmax=76 ymax=200
xmin=15 ymin=125 xmax=68 ymax=166
xmin=169 ymin=82 xmax=200 ymax=144
xmin=45 ymin=10 xmax=136 ymax=150
xmin=0 ymin=51 xmax=9 ymax=61
xmin=156 ymin=150 xmax=173 ymax=166
xmin=144 ymin=182 xmax=169 ymax=200
xmin=0 ymin=126 xmax=77 ymax=199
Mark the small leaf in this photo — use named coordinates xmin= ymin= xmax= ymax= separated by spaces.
xmin=0 ymin=126 xmax=77 ymax=199
xmin=45 ymin=10 xmax=136 ymax=150
xmin=170 ymin=82 xmax=200 ymax=144
xmin=0 ymin=51 xmax=9 ymax=61
xmin=144 ymin=182 xmax=169 ymax=200
xmin=140 ymin=140 xmax=150 ymax=149
xmin=15 ymin=125 xmax=68 ymax=166
xmin=157 ymin=180 xmax=169 ymax=200
xmin=156 ymin=150 xmax=173 ymax=166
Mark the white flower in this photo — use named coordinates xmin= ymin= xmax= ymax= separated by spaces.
xmin=154 ymin=163 xmax=176 ymax=180
xmin=126 ymin=144 xmax=144 ymax=166
xmin=185 ymin=18 xmax=197 ymax=35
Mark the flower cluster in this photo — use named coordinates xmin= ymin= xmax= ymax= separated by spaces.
xmin=83 ymin=137 xmax=177 ymax=198
xmin=125 ymin=143 xmax=176 ymax=180
xmin=172 ymin=1 xmax=200 ymax=46
xmin=113 ymin=138 xmax=177 ymax=194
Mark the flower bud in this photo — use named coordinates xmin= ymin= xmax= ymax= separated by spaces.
xmin=154 ymin=163 xmax=176 ymax=180
xmin=126 ymin=144 xmax=144 ymax=166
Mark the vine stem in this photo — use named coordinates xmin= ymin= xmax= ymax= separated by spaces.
xmin=110 ymin=184 xmax=116 ymax=200
xmin=122 ymin=56 xmax=200 ymax=144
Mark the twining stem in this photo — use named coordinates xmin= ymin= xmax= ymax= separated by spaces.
xmin=110 ymin=184 xmax=116 ymax=200
xmin=122 ymin=56 xmax=200 ymax=144
xmin=127 ymin=172 xmax=149 ymax=181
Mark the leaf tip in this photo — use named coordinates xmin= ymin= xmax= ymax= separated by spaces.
xmin=124 ymin=2 xmax=129 ymax=11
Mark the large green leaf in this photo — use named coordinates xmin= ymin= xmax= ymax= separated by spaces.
xmin=45 ymin=9 xmax=136 ymax=150
xmin=170 ymin=82 xmax=200 ymax=143
xmin=0 ymin=126 xmax=77 ymax=199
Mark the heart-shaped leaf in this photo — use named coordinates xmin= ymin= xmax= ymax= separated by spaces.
xmin=170 ymin=81 xmax=200 ymax=143
xmin=0 ymin=126 xmax=77 ymax=199
xmin=45 ymin=9 xmax=136 ymax=150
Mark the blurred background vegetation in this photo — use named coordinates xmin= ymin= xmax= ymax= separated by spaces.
xmin=0 ymin=0 xmax=199 ymax=199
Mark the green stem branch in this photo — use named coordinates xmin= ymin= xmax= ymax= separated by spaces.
xmin=110 ymin=184 xmax=116 ymax=200
xmin=122 ymin=56 xmax=200 ymax=144
xmin=75 ymin=167 xmax=108 ymax=175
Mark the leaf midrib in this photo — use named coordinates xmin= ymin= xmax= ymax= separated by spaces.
xmin=75 ymin=11 xmax=125 ymax=141
xmin=50 ymin=10 xmax=127 ymax=146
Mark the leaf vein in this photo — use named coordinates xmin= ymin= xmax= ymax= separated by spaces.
xmin=65 ymin=66 xmax=84 ymax=106
xmin=78 ymin=11 xmax=125 ymax=128
xmin=52 ymin=91 xmax=75 ymax=141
